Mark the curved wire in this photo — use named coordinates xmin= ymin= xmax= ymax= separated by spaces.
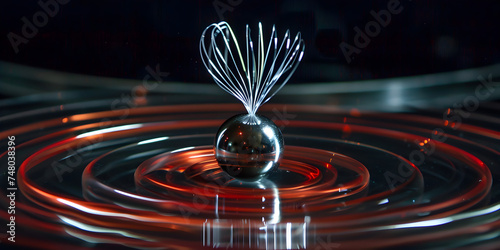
xmin=200 ymin=21 xmax=305 ymax=115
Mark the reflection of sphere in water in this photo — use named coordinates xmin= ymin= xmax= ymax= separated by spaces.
xmin=214 ymin=114 xmax=284 ymax=180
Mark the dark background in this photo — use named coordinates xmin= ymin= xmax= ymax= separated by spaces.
xmin=0 ymin=0 xmax=499 ymax=105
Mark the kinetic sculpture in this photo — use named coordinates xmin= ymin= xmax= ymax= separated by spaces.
xmin=200 ymin=21 xmax=305 ymax=180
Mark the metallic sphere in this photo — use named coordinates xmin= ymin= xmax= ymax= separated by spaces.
xmin=215 ymin=114 xmax=284 ymax=180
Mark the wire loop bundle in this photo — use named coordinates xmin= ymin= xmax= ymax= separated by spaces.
xmin=200 ymin=21 xmax=305 ymax=115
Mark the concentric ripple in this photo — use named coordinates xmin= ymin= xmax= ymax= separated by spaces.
xmin=1 ymin=95 xmax=499 ymax=249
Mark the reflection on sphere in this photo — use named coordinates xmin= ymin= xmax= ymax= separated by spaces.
xmin=215 ymin=114 xmax=284 ymax=180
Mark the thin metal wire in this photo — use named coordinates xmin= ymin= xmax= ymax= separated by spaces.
xmin=200 ymin=21 xmax=305 ymax=115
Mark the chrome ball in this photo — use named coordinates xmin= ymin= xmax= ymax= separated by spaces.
xmin=215 ymin=114 xmax=284 ymax=180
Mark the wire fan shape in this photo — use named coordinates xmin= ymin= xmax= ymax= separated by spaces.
xmin=200 ymin=21 xmax=305 ymax=115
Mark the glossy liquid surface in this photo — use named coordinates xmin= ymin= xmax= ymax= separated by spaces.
xmin=1 ymin=97 xmax=499 ymax=249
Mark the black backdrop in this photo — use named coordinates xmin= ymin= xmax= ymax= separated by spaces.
xmin=1 ymin=0 xmax=499 ymax=86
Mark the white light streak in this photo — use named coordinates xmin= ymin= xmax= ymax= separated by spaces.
xmin=137 ymin=136 xmax=169 ymax=145
xmin=76 ymin=124 xmax=142 ymax=138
